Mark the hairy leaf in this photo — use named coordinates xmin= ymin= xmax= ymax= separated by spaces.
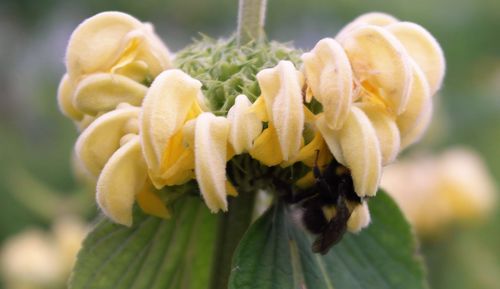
xmin=229 ymin=191 xmax=428 ymax=289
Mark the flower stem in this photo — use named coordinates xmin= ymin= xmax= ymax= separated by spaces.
xmin=237 ymin=0 xmax=268 ymax=45
xmin=209 ymin=189 xmax=256 ymax=289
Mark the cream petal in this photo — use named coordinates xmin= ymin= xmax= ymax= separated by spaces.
xmin=386 ymin=22 xmax=445 ymax=94
xmin=302 ymin=38 xmax=353 ymax=130
xmin=398 ymin=61 xmax=433 ymax=150
xmin=316 ymin=114 xmax=345 ymax=165
xmin=133 ymin=23 xmax=172 ymax=77
xmin=338 ymin=25 xmax=412 ymax=115
xmin=338 ymin=107 xmax=382 ymax=197
xmin=347 ymin=202 xmax=371 ymax=232
xmin=96 ymin=136 xmax=147 ymax=226
xmin=194 ymin=113 xmax=230 ymax=212
xmin=73 ymin=73 xmax=147 ymax=115
xmin=66 ymin=12 xmax=142 ymax=79
xmin=140 ymin=69 xmax=202 ymax=174
xmin=400 ymin=98 xmax=433 ymax=150
xmin=75 ymin=106 xmax=140 ymax=176
xmin=256 ymin=61 xmax=304 ymax=160
xmin=357 ymin=103 xmax=400 ymax=165
xmin=227 ymin=95 xmax=263 ymax=154
xmin=57 ymin=74 xmax=83 ymax=120
xmin=113 ymin=60 xmax=150 ymax=83
xmin=336 ymin=12 xmax=399 ymax=39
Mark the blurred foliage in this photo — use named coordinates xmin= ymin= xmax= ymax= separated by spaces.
xmin=0 ymin=0 xmax=499 ymax=289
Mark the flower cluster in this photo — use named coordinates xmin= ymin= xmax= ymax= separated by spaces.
xmin=58 ymin=11 xmax=444 ymax=231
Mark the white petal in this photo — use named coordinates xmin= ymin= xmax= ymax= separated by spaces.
xmin=387 ymin=22 xmax=445 ymax=94
xmin=316 ymin=114 xmax=345 ymax=165
xmin=302 ymin=38 xmax=353 ymax=129
xmin=194 ymin=113 xmax=230 ymax=212
xmin=96 ymin=136 xmax=147 ymax=226
xmin=347 ymin=202 xmax=371 ymax=232
xmin=398 ymin=61 xmax=433 ymax=150
xmin=227 ymin=95 xmax=263 ymax=154
xmin=338 ymin=25 xmax=413 ymax=115
xmin=57 ymin=74 xmax=83 ymax=120
xmin=73 ymin=73 xmax=147 ymax=115
xmin=256 ymin=61 xmax=304 ymax=160
xmin=66 ymin=12 xmax=171 ymax=80
xmin=336 ymin=12 xmax=399 ymax=39
xmin=140 ymin=69 xmax=202 ymax=174
xmin=338 ymin=107 xmax=382 ymax=197
xmin=357 ymin=103 xmax=400 ymax=165
xmin=66 ymin=12 xmax=142 ymax=79
xmin=75 ymin=106 xmax=140 ymax=176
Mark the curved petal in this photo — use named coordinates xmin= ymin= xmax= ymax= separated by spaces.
xmin=96 ymin=136 xmax=147 ymax=226
xmin=66 ymin=12 xmax=142 ymax=79
xmin=316 ymin=114 xmax=345 ymax=165
xmin=73 ymin=73 xmax=147 ymax=115
xmin=347 ymin=202 xmax=371 ymax=232
xmin=113 ymin=60 xmax=150 ymax=83
xmin=302 ymin=38 xmax=353 ymax=129
xmin=66 ymin=12 xmax=171 ymax=81
xmin=140 ymin=69 xmax=202 ymax=175
xmin=357 ymin=103 xmax=400 ymax=165
xmin=338 ymin=107 xmax=382 ymax=197
xmin=397 ymin=61 xmax=433 ymax=150
xmin=227 ymin=94 xmax=263 ymax=154
xmin=336 ymin=12 xmax=399 ymax=39
xmin=57 ymin=74 xmax=83 ymax=120
xmin=194 ymin=113 xmax=230 ymax=212
xmin=338 ymin=25 xmax=412 ymax=115
xmin=132 ymin=23 xmax=172 ymax=77
xmin=387 ymin=22 xmax=445 ymax=94
xmin=256 ymin=61 xmax=304 ymax=160
xmin=400 ymin=98 xmax=433 ymax=150
xmin=75 ymin=106 xmax=140 ymax=176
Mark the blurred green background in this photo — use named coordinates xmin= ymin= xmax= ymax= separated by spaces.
xmin=0 ymin=0 xmax=498 ymax=288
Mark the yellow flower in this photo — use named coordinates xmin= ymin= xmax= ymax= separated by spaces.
xmin=0 ymin=218 xmax=87 ymax=289
xmin=381 ymin=148 xmax=497 ymax=236
xmin=59 ymin=11 xmax=445 ymax=232
xmin=302 ymin=12 xmax=445 ymax=198
xmin=249 ymin=60 xmax=305 ymax=166
xmin=58 ymin=11 xmax=172 ymax=128
xmin=140 ymin=69 xmax=203 ymax=188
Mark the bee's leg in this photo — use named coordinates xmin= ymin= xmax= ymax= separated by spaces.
xmin=312 ymin=186 xmax=352 ymax=255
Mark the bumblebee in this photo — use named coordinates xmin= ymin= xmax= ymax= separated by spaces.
xmin=288 ymin=158 xmax=362 ymax=255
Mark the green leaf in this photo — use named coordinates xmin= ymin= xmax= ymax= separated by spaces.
xmin=70 ymin=196 xmax=217 ymax=289
xmin=229 ymin=191 xmax=428 ymax=289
